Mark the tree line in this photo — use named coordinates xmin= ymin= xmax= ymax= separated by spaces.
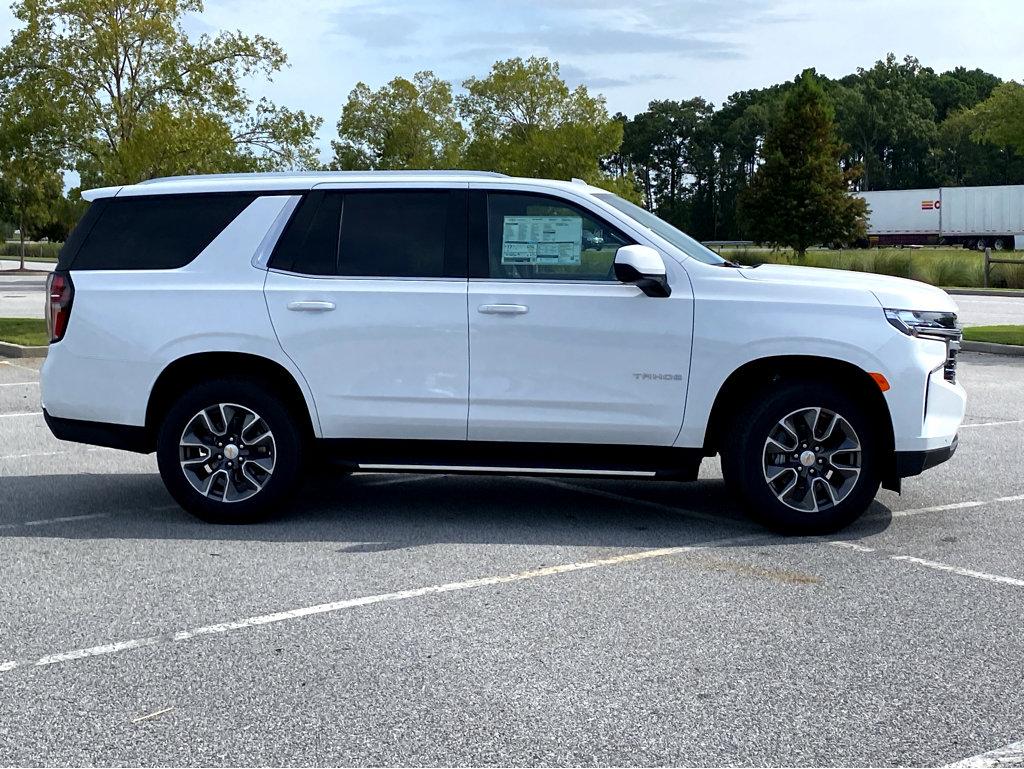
xmin=1 ymin=0 xmax=1023 ymax=259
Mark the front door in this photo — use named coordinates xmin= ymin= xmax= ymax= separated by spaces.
xmin=265 ymin=186 xmax=469 ymax=440
xmin=467 ymin=189 xmax=693 ymax=446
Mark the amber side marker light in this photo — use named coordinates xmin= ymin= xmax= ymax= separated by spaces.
xmin=870 ymin=372 xmax=890 ymax=392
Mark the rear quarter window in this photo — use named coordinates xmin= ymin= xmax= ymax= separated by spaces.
xmin=65 ymin=193 xmax=257 ymax=270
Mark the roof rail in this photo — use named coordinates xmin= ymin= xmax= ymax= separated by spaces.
xmin=137 ymin=170 xmax=509 ymax=185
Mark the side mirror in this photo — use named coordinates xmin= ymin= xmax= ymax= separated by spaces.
xmin=614 ymin=245 xmax=671 ymax=298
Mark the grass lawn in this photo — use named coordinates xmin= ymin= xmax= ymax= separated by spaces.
xmin=718 ymin=246 xmax=1024 ymax=290
xmin=0 ymin=318 xmax=49 ymax=346
xmin=962 ymin=325 xmax=1024 ymax=346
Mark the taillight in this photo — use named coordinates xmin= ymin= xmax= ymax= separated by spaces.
xmin=46 ymin=271 xmax=74 ymax=343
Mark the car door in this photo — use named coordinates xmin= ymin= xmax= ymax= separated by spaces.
xmin=467 ymin=187 xmax=694 ymax=446
xmin=265 ymin=184 xmax=469 ymax=440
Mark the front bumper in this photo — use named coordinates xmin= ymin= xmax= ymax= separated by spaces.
xmin=894 ymin=435 xmax=958 ymax=478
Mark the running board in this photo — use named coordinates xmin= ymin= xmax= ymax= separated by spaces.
xmin=358 ymin=463 xmax=659 ymax=478
xmin=319 ymin=438 xmax=703 ymax=481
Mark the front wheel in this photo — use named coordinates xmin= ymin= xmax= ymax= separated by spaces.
xmin=721 ymin=382 xmax=882 ymax=534
xmin=156 ymin=378 xmax=304 ymax=523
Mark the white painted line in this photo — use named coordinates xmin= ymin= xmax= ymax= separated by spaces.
xmin=0 ymin=537 xmax=755 ymax=674
xmin=0 ymin=446 xmax=109 ymax=460
xmin=0 ymin=504 xmax=177 ymax=531
xmin=0 ymin=380 xmax=38 ymax=387
xmin=864 ymin=493 xmax=1024 ymax=522
xmin=891 ymin=555 xmax=1024 ymax=588
xmin=23 ymin=512 xmax=110 ymax=527
xmin=961 ymin=418 xmax=1024 ymax=429
xmin=948 ymin=738 xmax=1024 ymax=767
xmin=0 ymin=512 xmax=110 ymax=531
xmin=887 ymin=500 xmax=991 ymax=518
xmin=0 ymin=410 xmax=42 ymax=418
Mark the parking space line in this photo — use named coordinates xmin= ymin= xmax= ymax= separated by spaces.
xmin=0 ymin=513 xmax=110 ymax=531
xmin=0 ymin=505 xmax=177 ymax=531
xmin=948 ymin=738 xmax=1024 ymax=767
xmin=0 ymin=447 xmax=109 ymax=460
xmin=0 ymin=410 xmax=43 ymax=418
xmin=891 ymin=555 xmax=1024 ymax=588
xmin=870 ymin=493 xmax=1024 ymax=521
xmin=828 ymin=542 xmax=1024 ymax=589
xmin=961 ymin=419 xmax=1024 ymax=429
xmin=0 ymin=535 xmax=757 ymax=675
xmin=0 ymin=380 xmax=38 ymax=387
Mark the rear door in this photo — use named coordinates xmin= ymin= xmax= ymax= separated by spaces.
xmin=264 ymin=184 xmax=469 ymax=440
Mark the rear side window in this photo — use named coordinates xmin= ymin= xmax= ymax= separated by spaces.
xmin=67 ymin=193 xmax=257 ymax=270
xmin=269 ymin=189 xmax=466 ymax=278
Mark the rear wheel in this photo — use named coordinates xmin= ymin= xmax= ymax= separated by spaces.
xmin=721 ymin=381 xmax=882 ymax=534
xmin=156 ymin=378 xmax=304 ymax=523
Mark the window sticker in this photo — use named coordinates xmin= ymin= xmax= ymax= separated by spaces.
xmin=501 ymin=215 xmax=583 ymax=265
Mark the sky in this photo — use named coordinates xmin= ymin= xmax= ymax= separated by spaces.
xmin=2 ymin=0 xmax=1023 ymax=166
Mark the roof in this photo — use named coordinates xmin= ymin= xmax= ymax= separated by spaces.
xmin=80 ymin=171 xmax=607 ymax=201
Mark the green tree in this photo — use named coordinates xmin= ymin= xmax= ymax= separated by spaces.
xmin=457 ymin=57 xmax=622 ymax=183
xmin=738 ymin=70 xmax=866 ymax=257
xmin=0 ymin=35 xmax=68 ymax=268
xmin=331 ymin=72 xmax=465 ymax=170
xmin=3 ymin=0 xmax=322 ymax=187
xmin=968 ymin=81 xmax=1024 ymax=154
xmin=832 ymin=54 xmax=938 ymax=190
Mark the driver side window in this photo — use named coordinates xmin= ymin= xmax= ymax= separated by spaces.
xmin=484 ymin=192 xmax=632 ymax=281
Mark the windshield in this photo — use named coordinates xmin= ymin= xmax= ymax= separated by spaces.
xmin=593 ymin=193 xmax=728 ymax=266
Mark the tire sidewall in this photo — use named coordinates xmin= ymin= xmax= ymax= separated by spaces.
xmin=156 ymin=379 xmax=303 ymax=523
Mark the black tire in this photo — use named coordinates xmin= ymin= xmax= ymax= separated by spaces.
xmin=156 ymin=378 xmax=304 ymax=524
xmin=721 ymin=381 xmax=882 ymax=535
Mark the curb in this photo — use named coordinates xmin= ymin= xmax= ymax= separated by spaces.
xmin=0 ymin=341 xmax=47 ymax=359
xmin=961 ymin=340 xmax=1024 ymax=357
xmin=946 ymin=288 xmax=1024 ymax=298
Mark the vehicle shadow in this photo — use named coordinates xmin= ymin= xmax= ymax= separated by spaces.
xmin=0 ymin=471 xmax=894 ymax=549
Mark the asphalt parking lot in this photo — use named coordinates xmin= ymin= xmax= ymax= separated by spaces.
xmin=1 ymin=352 xmax=1023 ymax=767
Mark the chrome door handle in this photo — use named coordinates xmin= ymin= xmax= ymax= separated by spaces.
xmin=478 ymin=304 xmax=529 ymax=315
xmin=287 ymin=300 xmax=336 ymax=312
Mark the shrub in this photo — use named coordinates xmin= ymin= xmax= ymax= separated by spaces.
xmin=1 ymin=241 xmax=62 ymax=259
xmin=923 ymin=256 xmax=977 ymax=288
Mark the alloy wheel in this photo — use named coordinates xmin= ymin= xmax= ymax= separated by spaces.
xmin=179 ymin=403 xmax=276 ymax=503
xmin=762 ymin=407 xmax=862 ymax=513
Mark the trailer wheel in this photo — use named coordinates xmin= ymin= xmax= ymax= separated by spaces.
xmin=976 ymin=238 xmax=990 ymax=251
xmin=994 ymin=238 xmax=1009 ymax=251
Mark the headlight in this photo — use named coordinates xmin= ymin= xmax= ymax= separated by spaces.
xmin=884 ymin=309 xmax=960 ymax=341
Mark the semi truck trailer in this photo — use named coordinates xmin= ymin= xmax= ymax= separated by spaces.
xmin=857 ymin=185 xmax=1024 ymax=251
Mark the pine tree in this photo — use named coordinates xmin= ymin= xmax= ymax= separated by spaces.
xmin=739 ymin=70 xmax=866 ymax=257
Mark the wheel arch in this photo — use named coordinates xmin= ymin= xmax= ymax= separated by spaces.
xmin=145 ymin=352 xmax=318 ymax=448
xmin=703 ymin=355 xmax=896 ymax=480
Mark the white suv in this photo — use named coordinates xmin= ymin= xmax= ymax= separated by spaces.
xmin=41 ymin=171 xmax=966 ymax=533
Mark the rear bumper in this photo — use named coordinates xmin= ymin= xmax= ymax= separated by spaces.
xmin=43 ymin=409 xmax=153 ymax=454
xmin=894 ymin=435 xmax=958 ymax=478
